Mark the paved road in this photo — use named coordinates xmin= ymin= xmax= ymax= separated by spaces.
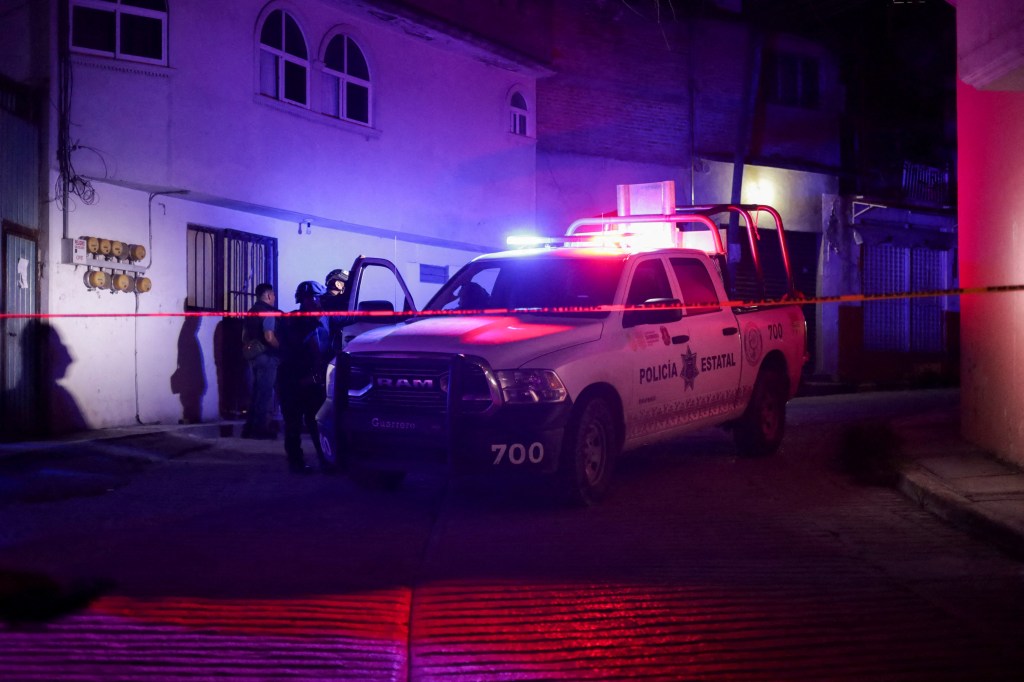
xmin=1 ymin=389 xmax=1022 ymax=680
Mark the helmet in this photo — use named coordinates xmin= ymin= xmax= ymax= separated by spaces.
xmin=325 ymin=268 xmax=350 ymax=294
xmin=295 ymin=280 xmax=326 ymax=303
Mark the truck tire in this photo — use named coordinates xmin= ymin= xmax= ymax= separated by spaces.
xmin=735 ymin=366 xmax=787 ymax=457
xmin=559 ymin=396 xmax=618 ymax=506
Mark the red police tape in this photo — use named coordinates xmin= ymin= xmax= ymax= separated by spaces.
xmin=1 ymin=283 xmax=1023 ymax=320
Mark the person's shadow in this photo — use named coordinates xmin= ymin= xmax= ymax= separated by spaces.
xmin=170 ymin=316 xmax=206 ymax=424
xmin=0 ymin=320 xmax=87 ymax=440
xmin=214 ymin=317 xmax=249 ymax=419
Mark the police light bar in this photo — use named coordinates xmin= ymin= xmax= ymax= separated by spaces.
xmin=506 ymin=234 xmax=561 ymax=248
xmin=564 ymin=213 xmax=727 ymax=256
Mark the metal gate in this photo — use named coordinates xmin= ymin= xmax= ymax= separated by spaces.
xmin=185 ymin=224 xmax=278 ymax=418
xmin=1 ymin=226 xmax=39 ymax=437
xmin=1 ymin=75 xmax=41 ymax=439
xmin=863 ymin=243 xmax=949 ymax=353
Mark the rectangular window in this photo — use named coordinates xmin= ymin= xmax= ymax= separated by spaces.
xmin=670 ymin=258 xmax=721 ymax=315
xmin=71 ymin=6 xmax=116 ymax=53
xmin=283 ymin=60 xmax=307 ymax=105
xmin=70 ymin=0 xmax=167 ymax=65
xmin=186 ymin=225 xmax=277 ymax=313
xmin=260 ymin=51 xmax=278 ymax=98
xmin=511 ymin=111 xmax=527 ymax=135
xmin=346 ymin=82 xmax=369 ymax=123
xmin=120 ymin=12 xmax=162 ymax=60
xmin=322 ymin=73 xmax=340 ymax=117
xmin=763 ymin=50 xmax=819 ymax=109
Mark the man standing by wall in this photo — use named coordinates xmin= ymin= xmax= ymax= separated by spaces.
xmin=241 ymin=283 xmax=280 ymax=439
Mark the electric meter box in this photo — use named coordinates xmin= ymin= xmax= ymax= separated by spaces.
xmin=62 ymin=238 xmax=89 ymax=265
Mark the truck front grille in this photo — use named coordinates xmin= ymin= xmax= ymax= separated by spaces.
xmin=346 ymin=354 xmax=496 ymax=414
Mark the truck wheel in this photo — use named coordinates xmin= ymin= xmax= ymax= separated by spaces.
xmin=559 ymin=397 xmax=618 ymax=506
xmin=735 ymin=367 xmax=788 ymax=457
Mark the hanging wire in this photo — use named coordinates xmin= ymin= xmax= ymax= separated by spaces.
xmin=55 ymin=3 xmax=99 ymax=215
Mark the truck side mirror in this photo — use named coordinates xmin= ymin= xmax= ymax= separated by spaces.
xmin=623 ymin=298 xmax=683 ymax=328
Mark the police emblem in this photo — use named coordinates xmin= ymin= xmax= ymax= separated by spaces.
xmin=744 ymin=323 xmax=764 ymax=365
xmin=681 ymin=345 xmax=699 ymax=390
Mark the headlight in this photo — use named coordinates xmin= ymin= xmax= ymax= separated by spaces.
xmin=495 ymin=369 xmax=567 ymax=404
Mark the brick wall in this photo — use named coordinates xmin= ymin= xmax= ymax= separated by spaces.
xmin=538 ymin=0 xmax=691 ymax=167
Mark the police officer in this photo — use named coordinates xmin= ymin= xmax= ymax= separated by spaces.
xmin=321 ymin=268 xmax=350 ymax=353
xmin=278 ymin=281 xmax=331 ymax=473
xmin=241 ymin=283 xmax=280 ymax=440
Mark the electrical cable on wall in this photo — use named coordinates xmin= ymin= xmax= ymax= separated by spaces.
xmin=56 ymin=0 xmax=99 ymax=239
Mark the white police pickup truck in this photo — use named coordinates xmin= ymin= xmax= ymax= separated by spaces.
xmin=317 ymin=202 xmax=806 ymax=504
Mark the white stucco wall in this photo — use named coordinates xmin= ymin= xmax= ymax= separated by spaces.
xmin=41 ymin=0 xmax=541 ymax=430
xmin=694 ymin=161 xmax=837 ymax=233
xmin=535 ymin=152 xmax=691 ymax=235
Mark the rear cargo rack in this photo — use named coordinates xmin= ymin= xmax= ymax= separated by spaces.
xmin=565 ymin=204 xmax=795 ymax=299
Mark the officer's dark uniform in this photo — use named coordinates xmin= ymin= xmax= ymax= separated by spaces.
xmin=321 ymin=269 xmax=350 ymax=354
xmin=241 ymin=288 xmax=280 ymax=439
xmin=278 ymin=282 xmax=331 ymax=473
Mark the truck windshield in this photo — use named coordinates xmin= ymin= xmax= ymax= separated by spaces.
xmin=425 ymin=255 xmax=626 ymax=318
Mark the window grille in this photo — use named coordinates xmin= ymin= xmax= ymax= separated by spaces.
xmin=186 ymin=225 xmax=277 ymax=313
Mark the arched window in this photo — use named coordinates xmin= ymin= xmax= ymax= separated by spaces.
xmin=321 ymin=33 xmax=371 ymax=125
xmin=508 ymin=90 xmax=529 ymax=136
xmin=70 ymin=0 xmax=168 ymax=65
xmin=259 ymin=9 xmax=309 ymax=107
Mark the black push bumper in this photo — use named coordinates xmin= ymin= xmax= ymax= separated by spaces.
xmin=316 ymin=353 xmax=573 ymax=476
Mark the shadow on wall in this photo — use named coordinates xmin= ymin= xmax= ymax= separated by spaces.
xmin=0 ymin=320 xmax=88 ymax=440
xmin=170 ymin=315 xmax=206 ymax=424
xmin=214 ymin=317 xmax=250 ymax=420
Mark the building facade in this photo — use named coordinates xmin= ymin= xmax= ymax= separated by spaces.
xmin=954 ymin=0 xmax=1024 ymax=468
xmin=2 ymin=0 xmax=863 ymax=435
xmin=1 ymin=0 xmax=548 ymax=433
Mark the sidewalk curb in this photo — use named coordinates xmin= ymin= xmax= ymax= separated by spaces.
xmin=0 ymin=422 xmax=243 ymax=460
xmin=897 ymin=465 xmax=1024 ymax=559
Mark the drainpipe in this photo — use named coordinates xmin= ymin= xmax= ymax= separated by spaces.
xmin=728 ymin=28 xmax=764 ymax=288
xmin=57 ymin=0 xmax=71 ymax=240
xmin=687 ymin=5 xmax=697 ymax=205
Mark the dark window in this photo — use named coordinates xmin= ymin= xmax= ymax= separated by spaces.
xmin=259 ymin=10 xmax=309 ymax=107
xmin=763 ymin=50 xmax=819 ymax=109
xmin=120 ymin=12 xmax=162 ymax=60
xmin=321 ymin=34 xmax=371 ymax=124
xmin=623 ymin=259 xmax=672 ymax=327
xmin=186 ymin=225 xmax=278 ymax=313
xmin=70 ymin=0 xmax=167 ymax=65
xmin=670 ymin=258 xmax=721 ymax=315
xmin=509 ymin=90 xmax=528 ymax=135
xmin=425 ymin=256 xmax=625 ymax=318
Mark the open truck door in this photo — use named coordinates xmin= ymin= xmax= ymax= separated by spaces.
xmin=317 ymin=255 xmax=417 ymax=472
xmin=337 ymin=256 xmax=417 ymax=348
